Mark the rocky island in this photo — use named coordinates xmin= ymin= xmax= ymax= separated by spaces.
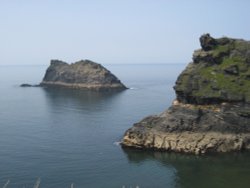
xmin=122 ymin=34 xmax=250 ymax=154
xmin=25 ymin=59 xmax=127 ymax=90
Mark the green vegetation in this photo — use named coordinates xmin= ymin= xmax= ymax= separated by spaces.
xmin=175 ymin=39 xmax=250 ymax=103
xmin=212 ymin=44 xmax=231 ymax=58
xmin=195 ymin=55 xmax=250 ymax=101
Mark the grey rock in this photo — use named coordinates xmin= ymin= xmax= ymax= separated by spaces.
xmin=40 ymin=59 xmax=127 ymax=91
xmin=20 ymin=84 xmax=33 ymax=87
xmin=199 ymin=33 xmax=218 ymax=51
xmin=122 ymin=101 xmax=250 ymax=154
xmin=20 ymin=84 xmax=40 ymax=87
xmin=175 ymin=35 xmax=250 ymax=104
xmin=122 ymin=34 xmax=250 ymax=154
xmin=223 ymin=65 xmax=239 ymax=75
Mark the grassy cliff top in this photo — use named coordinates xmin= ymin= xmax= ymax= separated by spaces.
xmin=174 ymin=34 xmax=250 ymax=104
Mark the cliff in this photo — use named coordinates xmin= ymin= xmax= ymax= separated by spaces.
xmin=122 ymin=34 xmax=250 ymax=154
xmin=175 ymin=34 xmax=250 ymax=104
xmin=39 ymin=59 xmax=127 ymax=91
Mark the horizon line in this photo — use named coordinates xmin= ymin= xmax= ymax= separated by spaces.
xmin=0 ymin=62 xmax=187 ymax=67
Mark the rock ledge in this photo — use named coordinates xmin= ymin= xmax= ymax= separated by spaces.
xmin=122 ymin=34 xmax=250 ymax=154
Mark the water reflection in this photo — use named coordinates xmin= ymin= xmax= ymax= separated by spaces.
xmin=122 ymin=148 xmax=250 ymax=188
xmin=41 ymin=87 xmax=127 ymax=113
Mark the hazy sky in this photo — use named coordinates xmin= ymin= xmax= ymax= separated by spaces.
xmin=1 ymin=0 xmax=250 ymax=65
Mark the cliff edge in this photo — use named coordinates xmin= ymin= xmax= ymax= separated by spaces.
xmin=40 ymin=59 xmax=127 ymax=91
xmin=122 ymin=34 xmax=250 ymax=154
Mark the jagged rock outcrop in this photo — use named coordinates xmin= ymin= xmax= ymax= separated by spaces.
xmin=40 ymin=59 xmax=127 ymax=90
xmin=175 ymin=34 xmax=250 ymax=104
xmin=122 ymin=34 xmax=250 ymax=154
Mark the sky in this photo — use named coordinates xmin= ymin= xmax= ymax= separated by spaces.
xmin=1 ymin=0 xmax=250 ymax=65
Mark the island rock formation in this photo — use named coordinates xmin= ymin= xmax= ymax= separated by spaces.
xmin=122 ymin=34 xmax=250 ymax=154
xmin=39 ymin=59 xmax=127 ymax=90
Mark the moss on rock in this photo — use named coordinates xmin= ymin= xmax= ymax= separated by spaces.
xmin=175 ymin=34 xmax=250 ymax=104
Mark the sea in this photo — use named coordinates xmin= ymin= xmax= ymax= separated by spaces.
xmin=0 ymin=64 xmax=250 ymax=188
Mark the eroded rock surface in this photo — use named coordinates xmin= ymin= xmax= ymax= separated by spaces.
xmin=40 ymin=59 xmax=127 ymax=90
xmin=122 ymin=34 xmax=250 ymax=154
xmin=175 ymin=34 xmax=250 ymax=104
xmin=122 ymin=101 xmax=250 ymax=154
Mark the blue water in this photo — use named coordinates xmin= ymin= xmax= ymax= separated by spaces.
xmin=0 ymin=64 xmax=250 ymax=188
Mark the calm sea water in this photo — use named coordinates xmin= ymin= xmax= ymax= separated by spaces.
xmin=0 ymin=64 xmax=250 ymax=188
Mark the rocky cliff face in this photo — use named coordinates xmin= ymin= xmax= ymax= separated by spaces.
xmin=122 ymin=34 xmax=250 ymax=154
xmin=40 ymin=59 xmax=127 ymax=90
xmin=175 ymin=34 xmax=250 ymax=104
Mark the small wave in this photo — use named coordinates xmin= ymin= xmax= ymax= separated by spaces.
xmin=129 ymin=87 xmax=138 ymax=90
xmin=113 ymin=141 xmax=121 ymax=146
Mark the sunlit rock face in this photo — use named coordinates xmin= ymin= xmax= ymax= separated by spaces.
xmin=122 ymin=34 xmax=250 ymax=154
xmin=175 ymin=34 xmax=250 ymax=104
xmin=40 ymin=59 xmax=127 ymax=91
